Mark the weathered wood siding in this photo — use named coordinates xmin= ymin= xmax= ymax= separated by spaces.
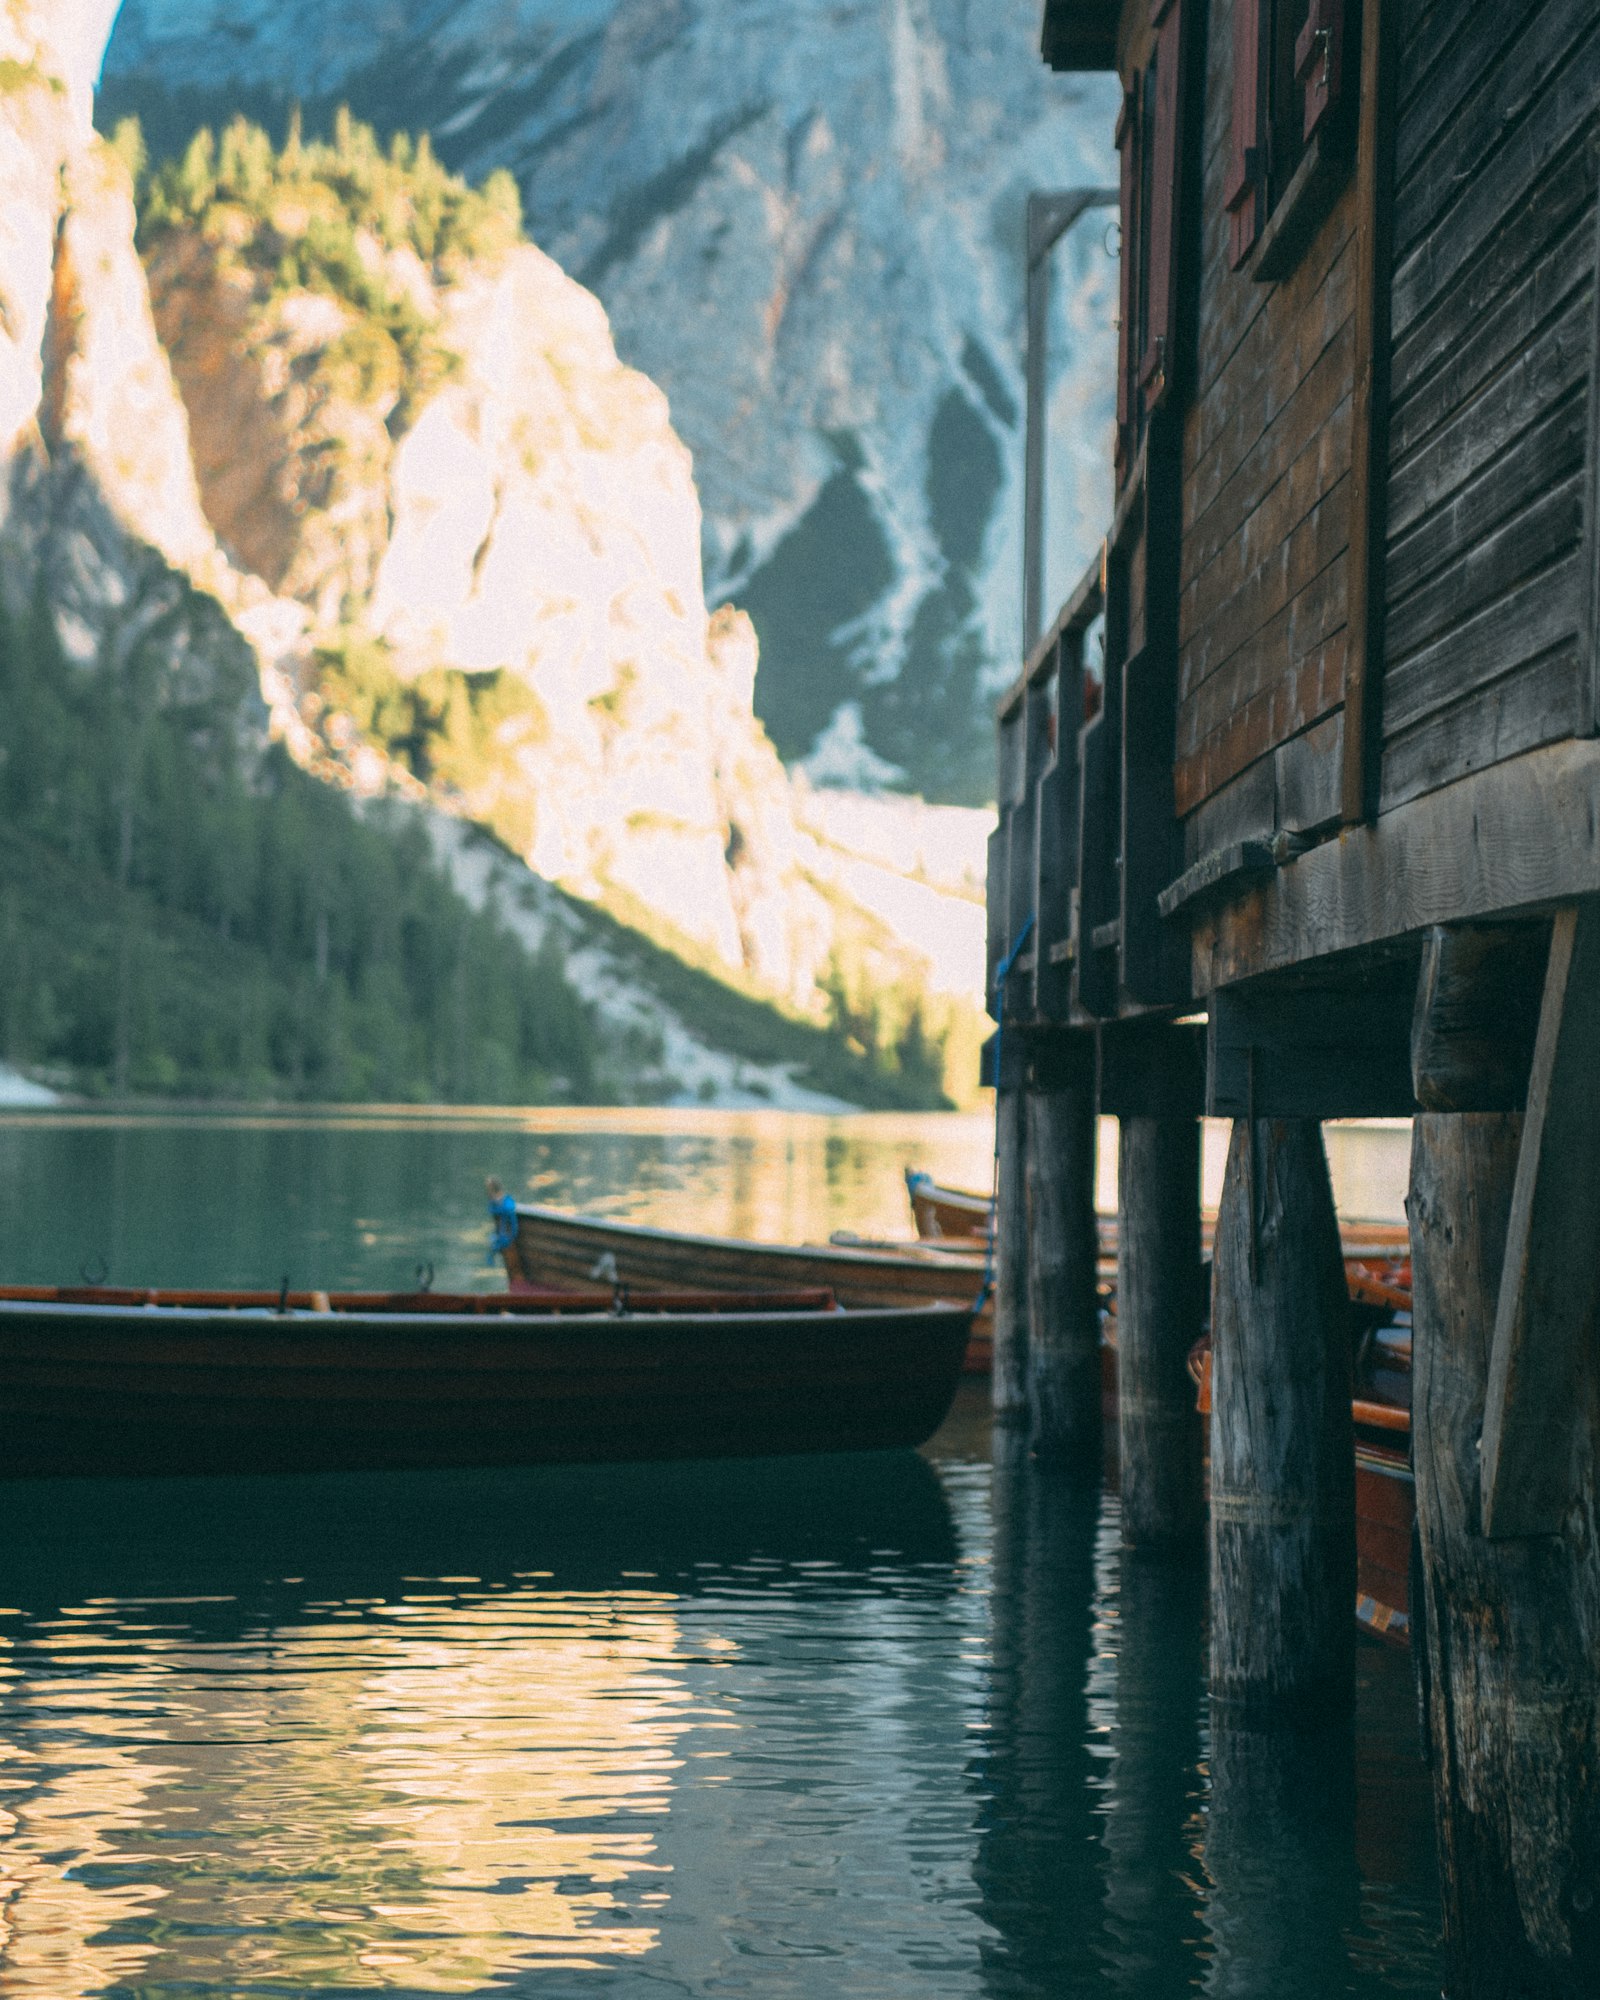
xmin=1380 ymin=0 xmax=1598 ymax=809
xmin=1172 ymin=0 xmax=1359 ymax=857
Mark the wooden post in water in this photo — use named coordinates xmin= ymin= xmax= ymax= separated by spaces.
xmin=1116 ymin=1116 xmax=1203 ymax=1551
xmin=992 ymin=1043 xmax=1030 ymax=1423
xmin=1209 ymin=1118 xmax=1354 ymax=1718
xmin=1025 ymin=1035 xmax=1100 ymax=1473
xmin=1409 ymin=1111 xmax=1600 ymax=1995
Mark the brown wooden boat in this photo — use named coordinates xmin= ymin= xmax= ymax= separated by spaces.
xmin=506 ymin=1201 xmax=995 ymax=1371
xmin=905 ymin=1168 xmax=1411 ymax=1265
xmin=905 ymin=1170 xmax=993 ymax=1242
xmin=0 ymin=1282 xmax=973 ymax=1479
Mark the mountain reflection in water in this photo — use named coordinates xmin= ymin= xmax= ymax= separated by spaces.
xmin=0 ymin=1110 xmax=1435 ymax=1996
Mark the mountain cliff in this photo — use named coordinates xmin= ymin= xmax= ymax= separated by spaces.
xmin=0 ymin=10 xmax=989 ymax=1106
xmin=100 ymin=0 xmax=1121 ymax=804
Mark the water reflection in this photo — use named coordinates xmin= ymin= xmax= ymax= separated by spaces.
xmin=1205 ymin=1717 xmax=1360 ymax=1997
xmin=966 ymin=1427 xmax=1436 ymax=2000
xmin=0 ymin=1452 xmax=958 ymax=1996
xmin=0 ymin=1108 xmax=1438 ymax=1998
xmin=973 ymin=1430 xmax=1112 ymax=1994
xmin=1104 ymin=1559 xmax=1207 ymax=1996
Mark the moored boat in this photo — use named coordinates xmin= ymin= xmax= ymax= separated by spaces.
xmin=904 ymin=1169 xmax=993 ymax=1243
xmin=905 ymin=1168 xmax=1410 ymax=1262
xmin=504 ymin=1200 xmax=996 ymax=1371
xmin=0 ymin=1282 xmax=973 ymax=1479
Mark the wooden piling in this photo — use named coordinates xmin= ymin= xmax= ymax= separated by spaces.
xmin=1409 ymin=1112 xmax=1600 ymax=1996
xmin=992 ymin=1080 xmax=1030 ymax=1421
xmin=1025 ymin=1068 xmax=1100 ymax=1474
xmin=1116 ymin=1115 xmax=1203 ymax=1551
xmin=1209 ymin=1118 xmax=1354 ymax=1719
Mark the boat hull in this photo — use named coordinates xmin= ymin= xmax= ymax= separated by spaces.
xmin=0 ymin=1298 xmax=973 ymax=1479
xmin=511 ymin=1203 xmax=993 ymax=1369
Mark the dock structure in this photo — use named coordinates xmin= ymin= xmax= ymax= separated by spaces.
xmin=995 ymin=0 xmax=1600 ymax=1986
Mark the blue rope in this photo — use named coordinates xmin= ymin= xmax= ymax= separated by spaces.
xmin=487 ymin=1190 xmax=519 ymax=1262
xmin=974 ymin=914 xmax=1035 ymax=1314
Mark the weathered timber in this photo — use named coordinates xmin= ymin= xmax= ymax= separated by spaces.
xmin=1380 ymin=646 xmax=1588 ymax=814
xmin=1586 ymin=165 xmax=1600 ymax=735
xmin=1409 ymin=1111 xmax=1600 ymax=1994
xmin=1480 ymin=901 xmax=1600 ymax=1537
xmin=1190 ymin=738 xmax=1600 ymax=994
xmin=1210 ymin=1118 xmax=1355 ymax=1718
xmin=993 ymin=1082 xmax=1030 ymax=1421
xmin=1207 ymin=978 xmax=1416 ymax=1118
xmin=1409 ymin=921 xmax=1549 ymax=1111
xmin=1341 ymin=0 xmax=1397 ymax=822
xmin=1076 ymin=706 xmax=1121 ymax=1017
xmin=1097 ymin=1019 xmax=1205 ymax=1119
xmin=1116 ymin=1116 xmax=1204 ymax=1552
xmin=1392 ymin=8 xmax=1600 ymax=335
xmin=1025 ymin=1077 xmax=1101 ymax=1476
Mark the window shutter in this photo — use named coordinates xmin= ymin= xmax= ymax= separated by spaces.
xmin=1225 ymin=0 xmax=1263 ymax=268
xmin=1115 ymin=81 xmax=1138 ymax=472
xmin=1139 ymin=0 xmax=1185 ymax=403
xmin=1296 ymin=0 xmax=1349 ymax=143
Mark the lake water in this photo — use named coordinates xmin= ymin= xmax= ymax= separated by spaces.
xmin=0 ymin=1108 xmax=1435 ymax=1997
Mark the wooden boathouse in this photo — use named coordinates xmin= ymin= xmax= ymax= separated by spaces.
xmin=991 ymin=0 xmax=1600 ymax=1987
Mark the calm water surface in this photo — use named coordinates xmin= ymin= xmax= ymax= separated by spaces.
xmin=0 ymin=1109 xmax=1434 ymax=1996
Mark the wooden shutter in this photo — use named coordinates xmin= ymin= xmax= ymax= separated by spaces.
xmin=1115 ymin=82 xmax=1138 ymax=473
xmin=1139 ymin=0 xmax=1186 ymax=403
xmin=1296 ymin=0 xmax=1350 ymax=142
xmin=1225 ymin=0 xmax=1264 ymax=268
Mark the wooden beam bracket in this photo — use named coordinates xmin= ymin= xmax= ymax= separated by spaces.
xmin=1479 ymin=901 xmax=1600 ymax=1538
xmin=1207 ymin=976 xmax=1416 ymax=1118
xmin=1158 ymin=830 xmax=1311 ymax=921
xmin=1409 ymin=922 xmax=1549 ymax=1113
xmin=1099 ymin=1019 xmax=1205 ymax=1119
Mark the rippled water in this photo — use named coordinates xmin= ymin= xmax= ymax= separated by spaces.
xmin=0 ymin=1110 xmax=1435 ymax=1996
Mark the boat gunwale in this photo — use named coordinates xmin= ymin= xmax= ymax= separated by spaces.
xmin=513 ymin=1199 xmax=988 ymax=1273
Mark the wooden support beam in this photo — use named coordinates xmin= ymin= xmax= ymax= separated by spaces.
xmin=992 ymin=1082 xmax=1030 ymax=1422
xmin=1098 ymin=1019 xmax=1204 ymax=1119
xmin=1025 ymin=1071 xmax=1101 ymax=1478
xmin=1207 ymin=980 xmax=1415 ymax=1118
xmin=1117 ymin=1116 xmax=1204 ymax=1552
xmin=1480 ymin=902 xmax=1600 ymax=1537
xmin=1191 ymin=739 xmax=1600 ymax=995
xmin=1210 ymin=1119 xmax=1355 ymax=1718
xmin=1410 ymin=1112 xmax=1600 ymax=1993
xmin=1409 ymin=922 xmax=1549 ymax=1112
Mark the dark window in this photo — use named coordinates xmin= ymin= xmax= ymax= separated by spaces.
xmin=1116 ymin=0 xmax=1191 ymax=479
xmin=1139 ymin=0 xmax=1188 ymax=406
xmin=1228 ymin=0 xmax=1355 ymax=272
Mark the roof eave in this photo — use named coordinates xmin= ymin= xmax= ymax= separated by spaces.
xmin=1039 ymin=0 xmax=1121 ymax=71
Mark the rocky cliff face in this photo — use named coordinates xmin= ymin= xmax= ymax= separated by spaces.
xmin=0 ymin=14 xmax=991 ymax=1104
xmin=100 ymin=0 xmax=1121 ymax=804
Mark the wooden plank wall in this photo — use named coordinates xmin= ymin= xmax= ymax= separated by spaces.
xmin=1380 ymin=0 xmax=1599 ymax=809
xmin=1172 ymin=0 xmax=1359 ymax=859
